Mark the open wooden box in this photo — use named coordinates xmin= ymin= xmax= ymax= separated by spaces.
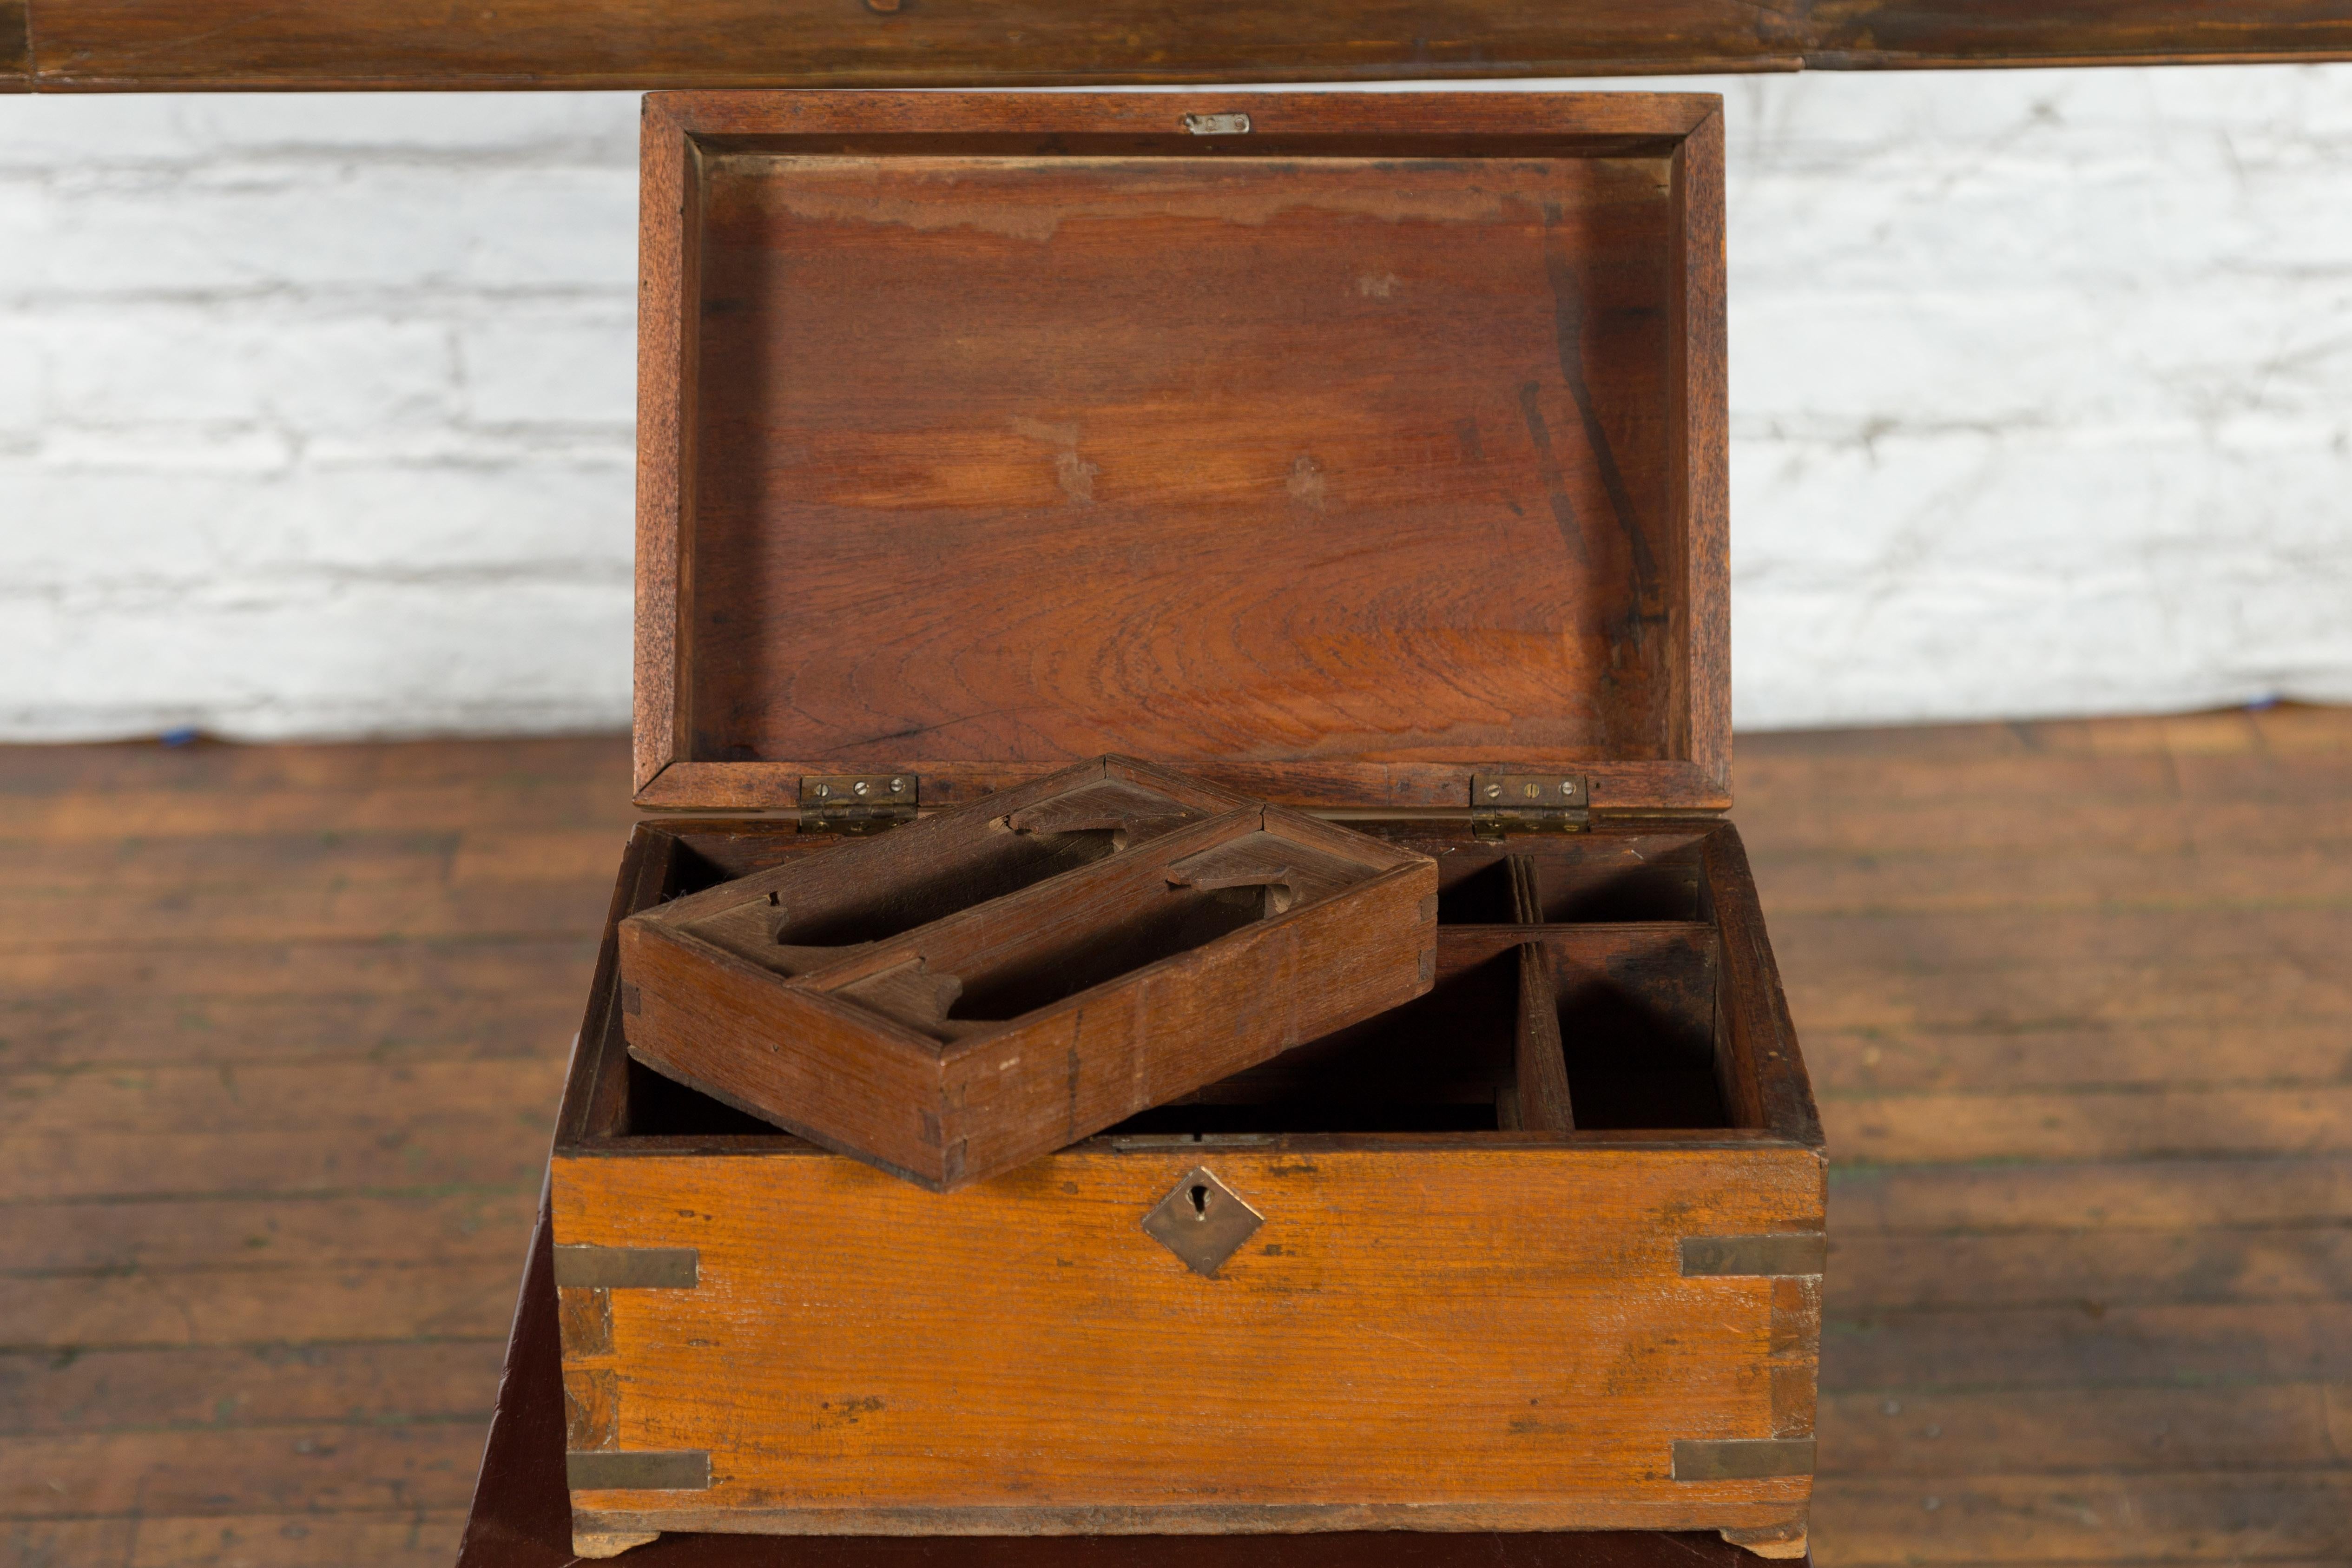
xmin=552 ymin=89 xmax=1822 ymax=1559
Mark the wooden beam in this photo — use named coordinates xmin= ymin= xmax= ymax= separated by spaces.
xmin=1809 ymin=0 xmax=2352 ymax=68
xmin=16 ymin=0 xmax=2352 ymax=93
xmin=2 ymin=2 xmax=27 ymax=92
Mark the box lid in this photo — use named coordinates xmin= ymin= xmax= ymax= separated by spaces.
xmin=634 ymin=90 xmax=1726 ymax=817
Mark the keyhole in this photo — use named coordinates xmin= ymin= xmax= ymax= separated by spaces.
xmin=766 ymin=891 xmax=779 ymax=907
xmin=1189 ymin=1184 xmax=1209 ymax=1219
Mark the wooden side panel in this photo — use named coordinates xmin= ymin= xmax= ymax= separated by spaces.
xmin=634 ymin=99 xmax=698 ymax=797
xmin=556 ymin=823 xmax=684 ymax=1146
xmin=1700 ymin=823 xmax=1819 ymax=1145
xmin=1672 ymin=107 xmax=1730 ymax=797
xmin=550 ymin=1143 xmax=1822 ymax=1536
xmin=617 ymin=920 xmax=953 ymax=1185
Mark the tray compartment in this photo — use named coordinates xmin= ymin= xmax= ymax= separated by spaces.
xmin=1106 ymin=920 xmax=1727 ymax=1140
xmin=1544 ymin=923 xmax=1725 ymax=1129
xmin=802 ymin=817 xmax=1396 ymax=1037
xmin=1368 ymin=829 xmax=1713 ymax=925
xmin=658 ymin=763 xmax=1243 ymax=977
xmin=1522 ymin=836 xmax=1710 ymax=922
xmin=1116 ymin=942 xmax=1524 ymax=1135
xmin=1429 ymin=847 xmax=1524 ymax=924
xmin=615 ymin=761 xmax=1439 ymax=1189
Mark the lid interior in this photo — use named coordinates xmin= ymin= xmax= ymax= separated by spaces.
xmin=639 ymin=96 xmax=1725 ymax=813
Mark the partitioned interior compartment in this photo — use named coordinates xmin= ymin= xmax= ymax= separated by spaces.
xmin=941 ymin=889 xmax=1269 ymax=1024
xmin=1361 ymin=830 xmax=1713 ymax=925
xmin=1111 ymin=947 xmax=1523 ymax=1135
xmin=649 ymin=768 xmax=1235 ymax=977
xmin=1520 ymin=835 xmax=1709 ymax=922
xmin=1430 ymin=849 xmax=1524 ymax=924
xmin=597 ymin=822 xmax=1748 ymax=1145
xmin=742 ymin=831 xmax=1121 ymax=948
xmin=1107 ymin=922 xmax=1731 ymax=1137
xmin=801 ymin=820 xmax=1395 ymax=1040
xmin=1544 ymin=924 xmax=1726 ymax=1128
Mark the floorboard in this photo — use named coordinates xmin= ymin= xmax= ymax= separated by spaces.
xmin=1 ymin=708 xmax=2346 ymax=1566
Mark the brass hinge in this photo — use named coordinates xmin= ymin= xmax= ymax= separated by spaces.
xmin=1470 ymin=772 xmax=1591 ymax=840
xmin=798 ymin=773 xmax=917 ymax=834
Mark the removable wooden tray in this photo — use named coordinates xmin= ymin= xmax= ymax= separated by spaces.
xmin=618 ymin=757 xmax=1437 ymax=1190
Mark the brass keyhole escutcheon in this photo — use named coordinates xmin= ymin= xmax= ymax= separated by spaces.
xmin=1142 ymin=1166 xmax=1263 ymax=1278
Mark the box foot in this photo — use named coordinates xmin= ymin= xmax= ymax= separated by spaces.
xmin=572 ymin=1527 xmax=659 ymax=1558
xmin=1720 ymin=1522 xmax=1808 ymax=1560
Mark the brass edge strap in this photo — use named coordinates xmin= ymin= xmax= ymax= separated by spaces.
xmin=553 ymin=1244 xmax=699 ymax=1289
xmin=1679 ymin=1233 xmax=1826 ymax=1277
xmin=1671 ymin=1437 xmax=1816 ymax=1482
xmin=567 ymin=1450 xmax=713 ymax=1491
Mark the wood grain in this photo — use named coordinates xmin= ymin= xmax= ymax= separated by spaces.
xmin=1831 ymin=1152 xmax=2352 ymax=1235
xmin=1 ymin=1424 xmax=488 ymax=1517
xmin=472 ymin=1200 xmax=1825 ymax=1568
xmin=1826 ymin=1225 xmax=2352 ymax=1311
xmin=3 ymin=1259 xmax=529 ymax=1346
xmin=1814 ymin=1470 xmax=2352 ymax=1563
xmin=552 ymin=1145 xmax=1821 ymax=1537
xmin=1822 ymin=1084 xmax=2352 ymax=1164
xmin=13 ymin=709 xmax=2350 ymax=1565
xmin=1 ymin=1343 xmax=509 ymax=1433
xmin=2 ymin=1190 xmax=538 ymax=1272
xmin=635 ymin=91 xmax=1730 ymax=817
xmin=1816 ymin=1384 xmax=2349 ymax=1477
xmin=1770 ymin=706 xmax=2352 ymax=1568
xmin=17 ymin=0 xmax=2352 ymax=91
xmin=21 ymin=1513 xmax=471 ymax=1568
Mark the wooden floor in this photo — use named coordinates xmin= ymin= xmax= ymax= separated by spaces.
xmin=3 ymin=708 xmax=2348 ymax=1567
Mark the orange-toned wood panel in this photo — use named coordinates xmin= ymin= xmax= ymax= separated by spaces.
xmin=550 ymin=1144 xmax=1821 ymax=1533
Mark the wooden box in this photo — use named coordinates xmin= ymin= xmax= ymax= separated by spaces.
xmin=551 ymin=89 xmax=1823 ymax=1560
xmin=616 ymin=755 xmax=1439 ymax=1189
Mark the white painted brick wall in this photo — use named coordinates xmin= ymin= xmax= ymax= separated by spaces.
xmin=1 ymin=71 xmax=2347 ymax=741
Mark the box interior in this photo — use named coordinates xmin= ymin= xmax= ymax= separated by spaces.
xmin=664 ymin=132 xmax=1707 ymax=800
xmin=585 ymin=820 xmax=1761 ymax=1147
